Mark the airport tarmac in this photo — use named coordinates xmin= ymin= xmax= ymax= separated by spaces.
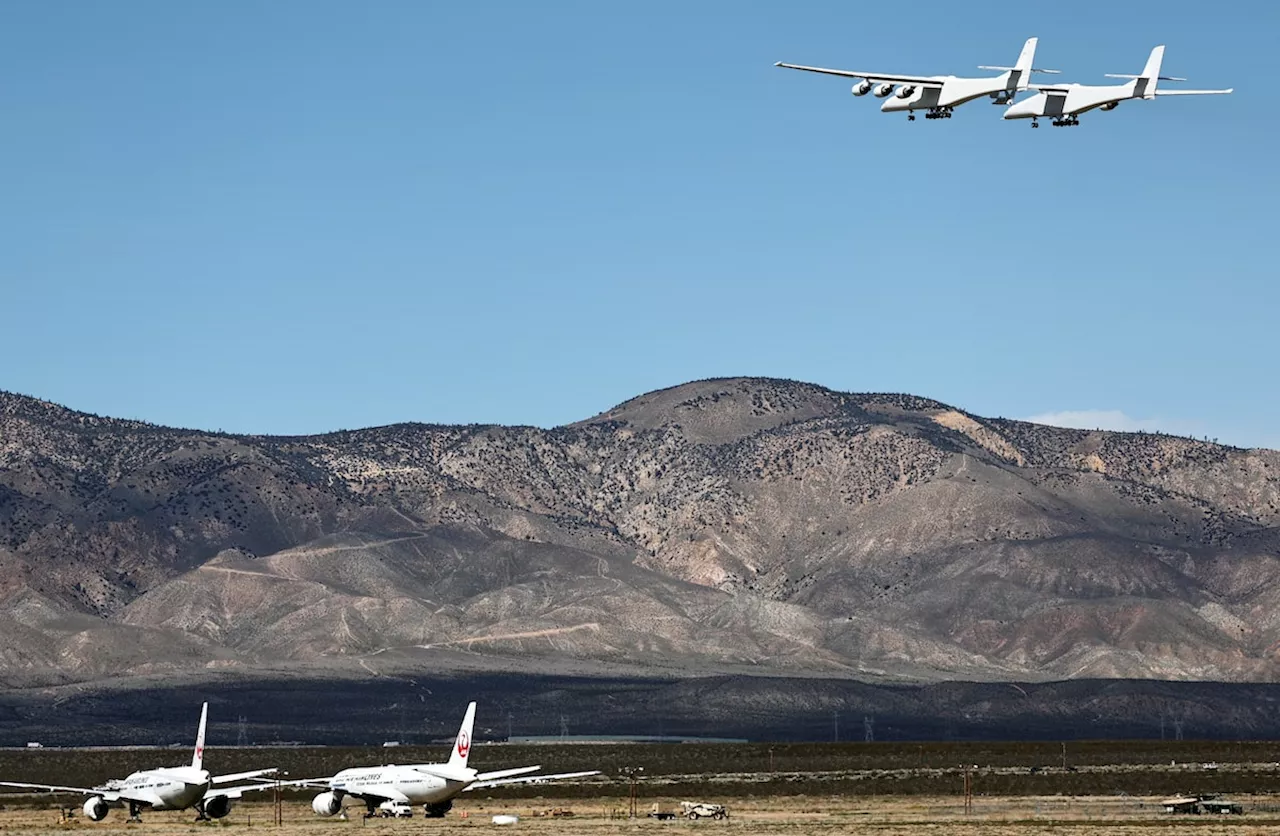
xmin=2 ymin=794 xmax=1279 ymax=836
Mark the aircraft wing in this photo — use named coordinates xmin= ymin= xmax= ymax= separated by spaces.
xmin=0 ymin=780 xmax=97 ymax=795
xmin=1155 ymin=88 xmax=1233 ymax=95
xmin=211 ymin=768 xmax=278 ymax=784
xmin=0 ymin=782 xmax=157 ymax=806
xmin=464 ymin=770 xmax=601 ymax=791
xmin=774 ymin=63 xmax=944 ymax=87
xmin=255 ymin=776 xmax=334 ymax=789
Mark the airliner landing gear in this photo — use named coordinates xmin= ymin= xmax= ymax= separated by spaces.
xmin=194 ymin=802 xmax=209 ymax=822
xmin=423 ymin=801 xmax=453 ymax=818
xmin=907 ymin=113 xmax=915 ymax=121
xmin=127 ymin=802 xmax=142 ymax=823
xmin=1051 ymin=117 xmax=1080 ymax=127
xmin=363 ymin=800 xmax=378 ymax=819
xmin=924 ymin=107 xmax=954 ymax=120
xmin=1031 ymin=118 xmax=1039 ymax=128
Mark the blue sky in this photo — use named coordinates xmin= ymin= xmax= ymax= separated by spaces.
xmin=1 ymin=1 xmax=1275 ymax=447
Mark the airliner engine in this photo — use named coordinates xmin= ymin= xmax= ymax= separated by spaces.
xmin=313 ymin=792 xmax=343 ymax=817
xmin=873 ymin=83 xmax=894 ymax=98
xmin=83 ymin=798 xmax=109 ymax=822
xmin=1101 ymin=101 xmax=1119 ymax=111
xmin=203 ymin=796 xmax=232 ymax=819
xmin=896 ymin=85 xmax=916 ymax=98
xmin=852 ymin=80 xmax=873 ymax=96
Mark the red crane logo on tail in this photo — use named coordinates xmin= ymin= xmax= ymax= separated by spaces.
xmin=456 ymin=731 xmax=470 ymax=758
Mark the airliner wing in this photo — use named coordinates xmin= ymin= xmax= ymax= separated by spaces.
xmin=0 ymin=781 xmax=155 ymax=806
xmin=0 ymin=780 xmax=97 ymax=795
xmin=465 ymin=770 xmax=601 ymax=791
xmin=1155 ymin=88 xmax=1233 ymax=95
xmin=774 ymin=63 xmax=944 ymax=87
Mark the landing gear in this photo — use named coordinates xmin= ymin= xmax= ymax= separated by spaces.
xmin=127 ymin=802 xmax=142 ymax=823
xmin=924 ymin=107 xmax=954 ymax=120
xmin=194 ymin=802 xmax=209 ymax=823
xmin=907 ymin=113 xmax=915 ymax=121
xmin=423 ymin=801 xmax=453 ymax=818
xmin=1031 ymin=118 xmax=1039 ymax=129
xmin=1051 ymin=116 xmax=1080 ymax=127
xmin=363 ymin=800 xmax=378 ymax=820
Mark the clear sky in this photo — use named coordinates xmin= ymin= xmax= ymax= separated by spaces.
xmin=2 ymin=1 xmax=1275 ymax=447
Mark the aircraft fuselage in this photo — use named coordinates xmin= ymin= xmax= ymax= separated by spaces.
xmin=330 ymin=765 xmax=463 ymax=805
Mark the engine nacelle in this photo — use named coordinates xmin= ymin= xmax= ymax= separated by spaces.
xmin=313 ymin=792 xmax=343 ymax=817
xmin=851 ymin=80 xmax=873 ymax=96
xmin=203 ymin=796 xmax=232 ymax=819
xmin=895 ymin=85 xmax=916 ymax=99
xmin=1100 ymin=101 xmax=1119 ymax=111
xmin=83 ymin=797 xmax=109 ymax=822
xmin=873 ymin=83 xmax=894 ymax=98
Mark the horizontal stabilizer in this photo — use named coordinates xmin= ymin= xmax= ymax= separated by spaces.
xmin=474 ymin=765 xmax=542 ymax=782
xmin=979 ymin=66 xmax=1061 ymax=74
xmin=213 ymin=768 xmax=278 ymax=784
xmin=1105 ymin=73 xmax=1187 ymax=81
xmin=410 ymin=766 xmax=473 ymax=783
xmin=1155 ymin=88 xmax=1233 ymax=95
xmin=207 ymin=783 xmax=280 ymax=800
xmin=465 ymin=770 xmax=602 ymax=792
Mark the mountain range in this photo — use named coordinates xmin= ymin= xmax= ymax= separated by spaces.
xmin=3 ymin=377 xmax=1280 ymax=738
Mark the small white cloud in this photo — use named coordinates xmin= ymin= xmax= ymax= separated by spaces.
xmin=1023 ymin=410 xmax=1201 ymax=438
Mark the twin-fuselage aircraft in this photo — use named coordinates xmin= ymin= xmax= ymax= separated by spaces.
xmin=776 ymin=39 xmax=1232 ymax=127
xmin=0 ymin=703 xmax=276 ymax=822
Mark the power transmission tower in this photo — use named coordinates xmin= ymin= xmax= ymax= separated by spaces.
xmin=507 ymin=712 xmax=514 ymax=741
xmin=863 ymin=715 xmax=874 ymax=742
xmin=236 ymin=716 xmax=248 ymax=747
xmin=832 ymin=711 xmax=839 ymax=742
xmin=560 ymin=715 xmax=569 ymax=740
xmin=1173 ymin=719 xmax=1184 ymax=741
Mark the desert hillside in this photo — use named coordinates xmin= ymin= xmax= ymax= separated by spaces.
xmin=3 ymin=377 xmax=1279 ymax=687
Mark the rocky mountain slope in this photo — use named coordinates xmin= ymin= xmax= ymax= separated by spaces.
xmin=3 ymin=377 xmax=1279 ymax=688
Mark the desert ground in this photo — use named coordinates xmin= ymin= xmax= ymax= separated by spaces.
xmin=3 ymin=794 xmax=1280 ymax=836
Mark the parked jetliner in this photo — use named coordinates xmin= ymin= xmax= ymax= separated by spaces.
xmin=775 ymin=38 xmax=1060 ymax=121
xmin=1003 ymin=45 xmax=1233 ymax=127
xmin=294 ymin=702 xmax=599 ymax=818
xmin=0 ymin=703 xmax=277 ymax=821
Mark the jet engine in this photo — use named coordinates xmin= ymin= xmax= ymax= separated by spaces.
xmin=895 ymin=85 xmax=916 ymax=98
xmin=312 ymin=792 xmax=343 ymax=817
xmin=1100 ymin=101 xmax=1119 ymax=111
xmin=203 ymin=796 xmax=232 ymax=819
xmin=851 ymin=80 xmax=873 ymax=96
xmin=83 ymin=797 xmax=109 ymax=822
xmin=873 ymin=83 xmax=894 ymax=98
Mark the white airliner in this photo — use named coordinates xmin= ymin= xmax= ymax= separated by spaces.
xmin=775 ymin=37 xmax=1060 ymax=121
xmin=0 ymin=703 xmax=276 ymax=822
xmin=1003 ymin=45 xmax=1233 ymax=127
xmin=296 ymin=702 xmax=599 ymax=818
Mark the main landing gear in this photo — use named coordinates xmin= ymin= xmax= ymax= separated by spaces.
xmin=127 ymin=802 xmax=143 ymax=823
xmin=1030 ymin=118 xmax=1040 ymax=128
xmin=362 ymin=800 xmax=378 ymax=820
xmin=1051 ymin=117 xmax=1080 ymax=127
xmin=910 ymin=107 xmax=953 ymax=122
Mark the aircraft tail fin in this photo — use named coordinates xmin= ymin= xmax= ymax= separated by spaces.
xmin=447 ymin=702 xmax=477 ymax=770
xmin=192 ymin=702 xmax=208 ymax=771
xmin=1139 ymin=45 xmax=1165 ymax=98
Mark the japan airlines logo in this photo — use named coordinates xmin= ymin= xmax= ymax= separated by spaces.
xmin=456 ymin=731 xmax=470 ymax=758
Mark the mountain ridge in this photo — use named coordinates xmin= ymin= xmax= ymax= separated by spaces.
xmin=3 ymin=377 xmax=1279 ymax=690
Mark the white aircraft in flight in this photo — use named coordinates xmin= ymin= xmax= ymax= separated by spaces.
xmin=775 ymin=37 xmax=1060 ymax=121
xmin=297 ymin=702 xmax=599 ymax=818
xmin=0 ymin=703 xmax=277 ymax=822
xmin=1003 ymin=45 xmax=1233 ymax=127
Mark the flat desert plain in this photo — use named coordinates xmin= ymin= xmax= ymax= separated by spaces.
xmin=3 ymin=795 xmax=1280 ymax=836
